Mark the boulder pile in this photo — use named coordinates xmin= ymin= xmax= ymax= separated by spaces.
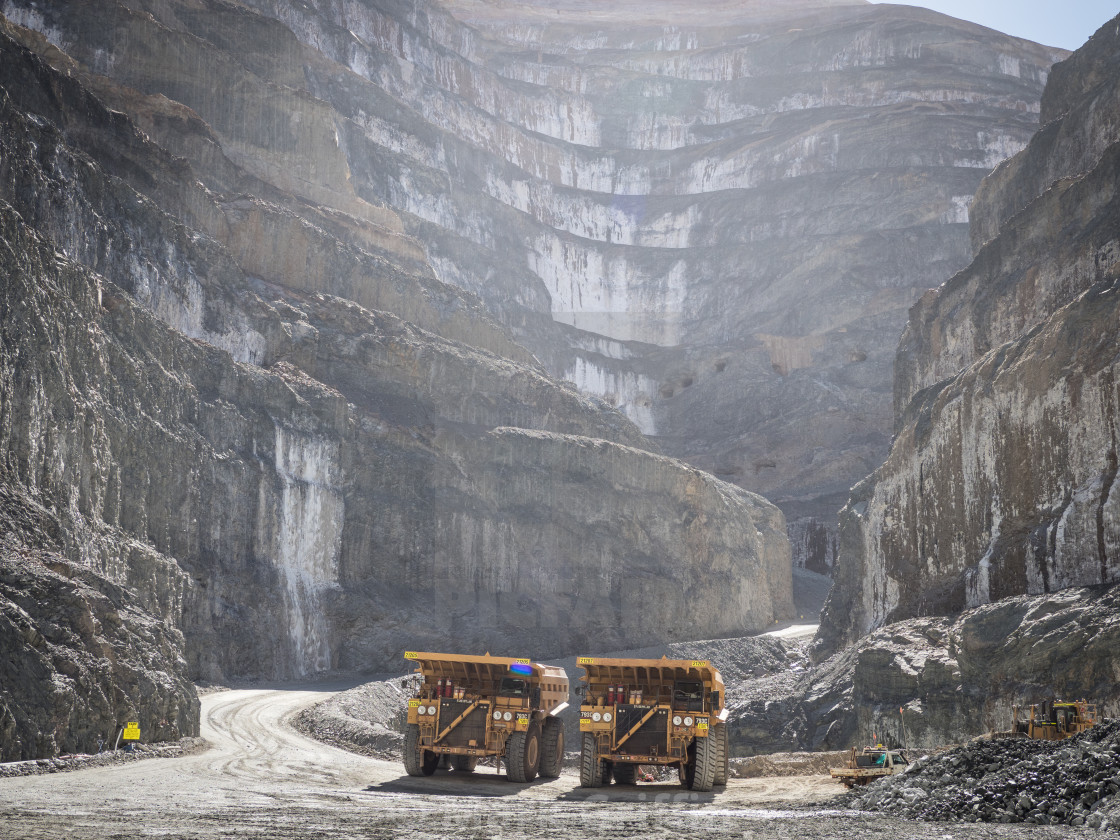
xmin=845 ymin=720 xmax=1120 ymax=830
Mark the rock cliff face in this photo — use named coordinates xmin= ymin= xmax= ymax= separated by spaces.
xmin=733 ymin=583 xmax=1120 ymax=755
xmin=818 ymin=14 xmax=1120 ymax=653
xmin=0 ymin=0 xmax=1063 ymax=573
xmin=0 ymin=0 xmax=792 ymax=758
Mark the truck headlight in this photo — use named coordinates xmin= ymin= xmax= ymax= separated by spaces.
xmin=602 ymin=712 xmax=612 ymax=723
xmin=503 ymin=711 xmax=513 ymax=721
xmin=493 ymin=710 xmax=502 ymax=721
xmin=427 ymin=705 xmax=437 ymax=716
xmin=673 ymin=715 xmax=682 ymax=726
xmin=683 ymin=716 xmax=693 ymax=727
xmin=592 ymin=712 xmax=602 ymax=722
xmin=417 ymin=705 xmax=426 ymax=716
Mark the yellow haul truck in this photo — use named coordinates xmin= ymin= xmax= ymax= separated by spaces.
xmin=402 ymin=651 xmax=569 ymax=782
xmin=577 ymin=656 xmax=729 ymax=791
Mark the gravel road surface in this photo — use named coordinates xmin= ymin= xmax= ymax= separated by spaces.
xmin=0 ymin=685 xmax=1095 ymax=839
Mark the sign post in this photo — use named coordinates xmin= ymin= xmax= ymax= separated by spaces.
xmin=122 ymin=721 xmax=140 ymax=751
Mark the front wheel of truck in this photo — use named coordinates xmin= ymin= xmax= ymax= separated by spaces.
xmin=506 ymin=721 xmax=541 ymax=783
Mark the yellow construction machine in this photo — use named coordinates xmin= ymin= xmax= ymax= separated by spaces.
xmin=402 ymin=651 xmax=569 ymax=782
xmin=1012 ymin=699 xmax=1097 ymax=740
xmin=577 ymin=656 xmax=728 ymax=791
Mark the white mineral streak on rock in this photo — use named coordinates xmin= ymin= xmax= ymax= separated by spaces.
xmin=940 ymin=195 xmax=972 ymax=224
xmin=264 ymin=424 xmax=343 ymax=677
xmin=974 ymin=131 xmax=1030 ymax=170
xmin=998 ymin=54 xmax=1022 ymax=78
xmin=529 ymin=234 xmax=685 ymax=345
xmin=564 ymin=357 xmax=658 ymax=435
xmin=127 ymin=253 xmax=267 ymax=365
xmin=484 ymin=173 xmax=699 ymax=246
xmin=1 ymin=3 xmax=67 ymax=51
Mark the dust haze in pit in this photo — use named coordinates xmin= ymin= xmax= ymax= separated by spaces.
xmin=0 ymin=685 xmax=1083 ymax=840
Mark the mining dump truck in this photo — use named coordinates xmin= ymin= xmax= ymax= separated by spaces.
xmin=1013 ymin=699 xmax=1098 ymax=740
xmin=577 ymin=656 xmax=728 ymax=791
xmin=830 ymin=745 xmax=910 ymax=787
xmin=402 ymin=651 xmax=569 ymax=782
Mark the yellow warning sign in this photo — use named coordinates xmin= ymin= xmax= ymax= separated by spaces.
xmin=123 ymin=722 xmax=140 ymax=741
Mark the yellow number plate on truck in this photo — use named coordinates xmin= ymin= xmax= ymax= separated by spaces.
xmin=578 ymin=657 xmax=595 ymax=665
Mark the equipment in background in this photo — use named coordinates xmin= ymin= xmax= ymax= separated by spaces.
xmin=830 ymin=744 xmax=910 ymax=787
xmin=1012 ymin=699 xmax=1097 ymax=740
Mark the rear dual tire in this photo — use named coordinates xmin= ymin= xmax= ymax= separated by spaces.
xmin=453 ymin=754 xmax=477 ymax=772
xmin=612 ymin=763 xmax=638 ymax=785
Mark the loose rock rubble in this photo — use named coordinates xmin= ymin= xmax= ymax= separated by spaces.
xmin=0 ymin=737 xmax=207 ymax=778
xmin=845 ymin=719 xmax=1120 ymax=830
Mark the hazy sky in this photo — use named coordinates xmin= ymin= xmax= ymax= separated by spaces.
xmin=869 ymin=1 xmax=1117 ymax=51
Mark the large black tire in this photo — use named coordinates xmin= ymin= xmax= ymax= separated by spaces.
xmin=539 ymin=717 xmax=564 ymax=779
xmin=579 ymin=732 xmax=608 ymax=787
xmin=712 ymin=723 xmax=729 ymax=786
xmin=612 ymin=763 xmax=639 ymax=785
xmin=506 ymin=721 xmax=541 ymax=783
xmin=689 ymin=734 xmax=717 ymax=792
xmin=403 ymin=724 xmax=424 ymax=777
xmin=404 ymin=725 xmax=440 ymax=776
xmin=453 ymin=754 xmax=478 ymax=772
xmin=422 ymin=749 xmax=440 ymax=776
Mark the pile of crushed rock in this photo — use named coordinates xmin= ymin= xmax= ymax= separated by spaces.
xmin=845 ymin=719 xmax=1120 ymax=830
xmin=292 ymin=674 xmax=419 ymax=760
xmin=0 ymin=737 xmax=207 ymax=778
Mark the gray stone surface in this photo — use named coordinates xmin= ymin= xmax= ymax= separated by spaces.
xmin=0 ymin=0 xmax=1063 ymax=570
xmin=731 ymin=583 xmax=1120 ymax=756
xmin=0 ymin=4 xmax=792 ymax=759
xmin=818 ymin=14 xmax=1120 ymax=653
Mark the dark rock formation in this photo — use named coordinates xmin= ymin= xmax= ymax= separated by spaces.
xmin=845 ymin=720 xmax=1120 ymax=829
xmin=0 ymin=486 xmax=197 ymax=762
xmin=0 ymin=0 xmax=792 ymax=765
xmin=731 ymin=583 xmax=1120 ymax=756
xmin=0 ymin=0 xmax=1064 ymax=572
xmin=818 ymin=13 xmax=1120 ymax=652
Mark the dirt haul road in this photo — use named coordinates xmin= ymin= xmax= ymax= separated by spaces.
xmin=0 ymin=686 xmax=1090 ymax=839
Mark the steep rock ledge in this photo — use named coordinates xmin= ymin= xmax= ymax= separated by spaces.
xmin=0 ymin=3 xmax=792 ymax=762
xmin=0 ymin=0 xmax=1065 ymax=571
xmin=818 ymin=14 xmax=1120 ymax=653
xmin=733 ymin=583 xmax=1120 ymax=755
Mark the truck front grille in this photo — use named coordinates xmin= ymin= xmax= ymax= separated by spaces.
xmin=436 ymin=699 xmax=488 ymax=748
xmin=615 ymin=705 xmax=668 ymax=756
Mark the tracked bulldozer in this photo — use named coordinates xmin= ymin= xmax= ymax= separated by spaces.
xmin=401 ymin=651 xmax=569 ymax=782
xmin=1013 ymin=699 xmax=1097 ymax=740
